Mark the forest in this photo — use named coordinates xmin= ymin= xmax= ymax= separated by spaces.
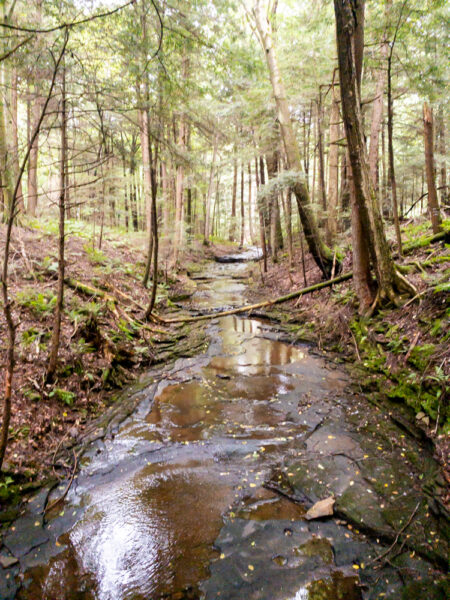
xmin=0 ymin=0 xmax=448 ymax=599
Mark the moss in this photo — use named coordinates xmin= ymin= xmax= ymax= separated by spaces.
xmin=297 ymin=538 xmax=334 ymax=564
xmin=406 ymin=343 xmax=436 ymax=371
xmin=398 ymin=579 xmax=450 ymax=600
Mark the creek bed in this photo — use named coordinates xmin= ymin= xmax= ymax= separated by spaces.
xmin=2 ymin=259 xmax=447 ymax=600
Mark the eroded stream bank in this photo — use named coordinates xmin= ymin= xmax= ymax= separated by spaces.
xmin=1 ymin=258 xmax=448 ymax=600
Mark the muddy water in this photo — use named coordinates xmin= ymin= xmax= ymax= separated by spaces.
xmin=6 ymin=261 xmax=444 ymax=599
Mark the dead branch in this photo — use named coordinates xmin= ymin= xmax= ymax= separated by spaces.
xmin=154 ymin=272 xmax=354 ymax=324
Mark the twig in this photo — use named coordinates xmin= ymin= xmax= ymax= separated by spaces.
xmin=44 ymin=449 xmax=78 ymax=514
xmin=402 ymin=289 xmax=428 ymax=309
xmin=404 ymin=332 xmax=420 ymax=363
xmin=367 ymin=501 xmax=421 ymax=566
xmin=350 ymin=328 xmax=361 ymax=362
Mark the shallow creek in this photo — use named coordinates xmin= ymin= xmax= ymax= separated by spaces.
xmin=2 ymin=260 xmax=447 ymax=600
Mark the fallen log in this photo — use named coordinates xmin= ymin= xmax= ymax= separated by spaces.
xmin=155 ymin=272 xmax=354 ymax=324
xmin=64 ymin=278 xmax=116 ymax=304
xmin=64 ymin=278 xmax=168 ymax=335
xmin=402 ymin=229 xmax=449 ymax=255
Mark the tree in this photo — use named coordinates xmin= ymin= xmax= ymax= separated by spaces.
xmin=334 ymin=0 xmax=415 ymax=309
xmin=423 ymin=102 xmax=442 ymax=233
xmin=248 ymin=0 xmax=337 ymax=278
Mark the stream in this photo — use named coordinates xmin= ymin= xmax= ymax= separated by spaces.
xmin=1 ymin=257 xmax=448 ymax=599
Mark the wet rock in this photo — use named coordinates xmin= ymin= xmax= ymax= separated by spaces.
xmin=3 ymin=514 xmax=49 ymax=558
xmin=0 ymin=555 xmax=18 ymax=568
xmin=306 ymin=427 xmax=360 ymax=458
xmin=305 ymin=496 xmax=335 ymax=520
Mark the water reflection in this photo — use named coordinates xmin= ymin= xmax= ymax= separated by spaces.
xmin=18 ymin=261 xmax=344 ymax=600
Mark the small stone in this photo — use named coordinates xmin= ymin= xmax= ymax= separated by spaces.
xmin=305 ymin=496 xmax=335 ymax=520
xmin=0 ymin=555 xmax=19 ymax=568
xmin=415 ymin=411 xmax=425 ymax=420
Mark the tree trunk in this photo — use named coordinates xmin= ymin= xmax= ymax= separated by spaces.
xmin=204 ymin=139 xmax=218 ymax=245
xmin=255 ymin=155 xmax=267 ymax=272
xmin=47 ymin=53 xmax=68 ymax=380
xmin=11 ymin=68 xmax=24 ymax=213
xmin=240 ymin=163 xmax=245 ymax=247
xmin=423 ymin=102 xmax=442 ymax=234
xmin=266 ymin=149 xmax=279 ymax=262
xmin=252 ymin=1 xmax=335 ymax=277
xmin=248 ymin=162 xmax=255 ymax=244
xmin=387 ymin=49 xmax=403 ymax=254
xmin=229 ymin=156 xmax=237 ymax=241
xmin=368 ymin=27 xmax=388 ymax=190
xmin=317 ymin=92 xmax=327 ymax=216
xmin=342 ymin=0 xmax=374 ymax=312
xmin=334 ymin=0 xmax=414 ymax=309
xmin=437 ymin=105 xmax=447 ymax=206
xmin=327 ymin=72 xmax=340 ymax=245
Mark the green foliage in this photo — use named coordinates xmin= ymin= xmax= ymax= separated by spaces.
xmin=332 ymin=288 xmax=355 ymax=306
xmin=433 ymin=280 xmax=450 ymax=293
xmin=17 ymin=289 xmax=56 ymax=317
xmin=407 ymin=344 xmax=436 ymax=371
xmin=49 ymin=388 xmax=76 ymax=406
xmin=83 ymin=243 xmax=107 ymax=265
xmin=21 ymin=327 xmax=50 ymax=348
xmin=67 ymin=299 xmax=102 ymax=322
xmin=41 ymin=255 xmax=58 ymax=273
xmin=257 ymin=171 xmax=304 ymax=208
xmin=23 ymin=388 xmax=41 ymax=402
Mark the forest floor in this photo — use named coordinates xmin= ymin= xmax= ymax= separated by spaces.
xmin=0 ymin=217 xmax=231 ymax=507
xmin=245 ymin=217 xmax=450 ymax=508
xmin=0 ymin=216 xmax=448 ymax=514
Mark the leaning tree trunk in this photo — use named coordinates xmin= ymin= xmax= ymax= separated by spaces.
xmin=252 ymin=1 xmax=335 ymax=278
xmin=423 ymin=102 xmax=442 ymax=234
xmin=334 ymin=0 xmax=415 ymax=308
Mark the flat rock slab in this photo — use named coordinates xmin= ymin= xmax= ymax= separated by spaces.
xmin=271 ymin=406 xmax=449 ymax=567
xmin=201 ymin=517 xmax=436 ymax=600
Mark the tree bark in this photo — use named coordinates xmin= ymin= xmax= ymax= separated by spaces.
xmin=240 ymin=163 xmax=245 ymax=247
xmin=437 ymin=105 xmax=447 ymax=206
xmin=204 ymin=139 xmax=218 ymax=245
xmin=423 ymin=102 xmax=442 ymax=234
xmin=229 ymin=156 xmax=237 ymax=241
xmin=248 ymin=162 xmax=255 ymax=244
xmin=334 ymin=0 xmax=414 ymax=309
xmin=368 ymin=34 xmax=388 ymax=190
xmin=255 ymin=155 xmax=267 ymax=272
xmin=266 ymin=149 xmax=279 ymax=262
xmin=47 ymin=62 xmax=67 ymax=380
xmin=327 ymin=72 xmax=340 ymax=245
xmin=387 ymin=46 xmax=403 ymax=254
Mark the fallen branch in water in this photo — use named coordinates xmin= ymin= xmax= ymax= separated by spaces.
xmin=154 ymin=272 xmax=354 ymax=324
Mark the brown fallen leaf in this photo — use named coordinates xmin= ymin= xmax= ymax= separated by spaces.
xmin=305 ymin=496 xmax=335 ymax=520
